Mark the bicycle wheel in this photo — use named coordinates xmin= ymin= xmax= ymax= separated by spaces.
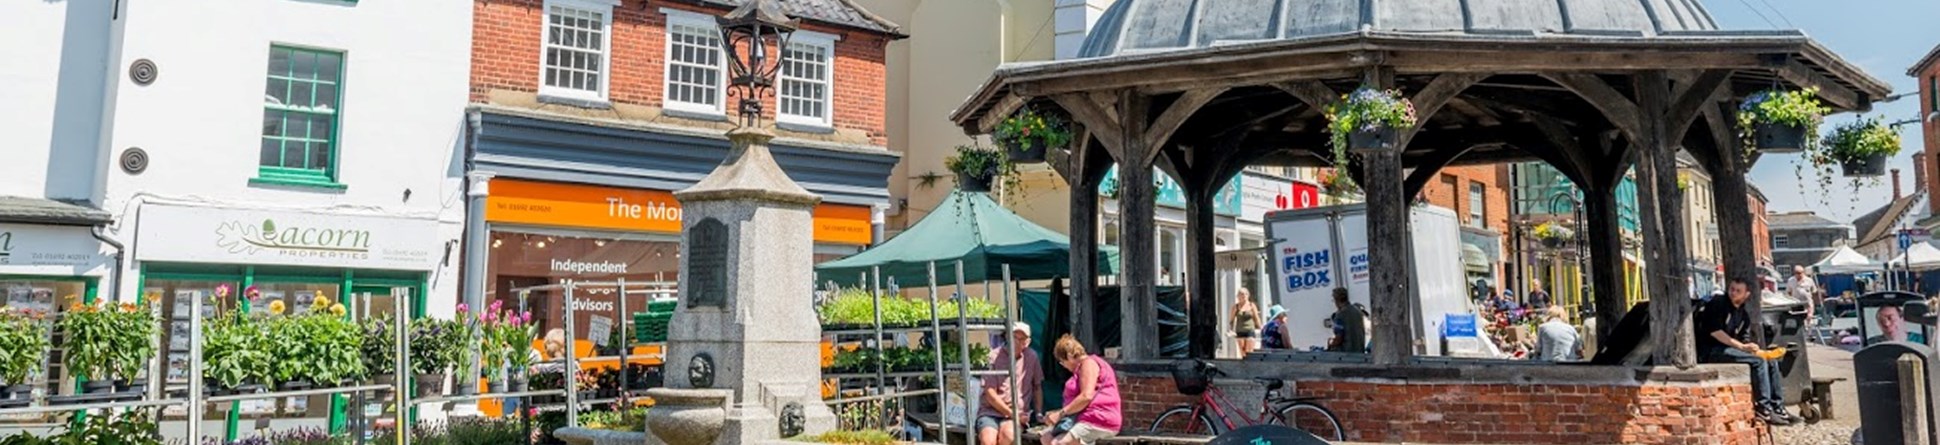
xmin=1277 ymin=402 xmax=1343 ymax=441
xmin=1148 ymin=406 xmax=1218 ymax=435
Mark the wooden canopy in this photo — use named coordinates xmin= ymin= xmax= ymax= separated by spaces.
xmin=950 ymin=30 xmax=1888 ymax=366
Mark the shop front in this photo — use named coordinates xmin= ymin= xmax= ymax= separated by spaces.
xmin=132 ymin=204 xmax=445 ymax=420
xmin=479 ymin=178 xmax=874 ymax=347
xmin=0 ymin=216 xmax=115 ymax=406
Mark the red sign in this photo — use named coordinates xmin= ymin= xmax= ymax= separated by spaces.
xmin=1280 ymin=182 xmax=1321 ymax=210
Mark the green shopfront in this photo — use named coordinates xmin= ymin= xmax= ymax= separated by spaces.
xmin=132 ymin=204 xmax=445 ymax=430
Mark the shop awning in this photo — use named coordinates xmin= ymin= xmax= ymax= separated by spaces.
xmin=815 ymin=190 xmax=1117 ymax=287
xmin=0 ymin=196 xmax=111 ymax=226
xmin=1888 ymin=243 xmax=1940 ymax=271
xmin=1461 ymin=244 xmax=1490 ymax=273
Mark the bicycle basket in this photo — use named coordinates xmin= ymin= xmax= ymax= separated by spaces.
xmin=1170 ymin=361 xmax=1211 ymax=395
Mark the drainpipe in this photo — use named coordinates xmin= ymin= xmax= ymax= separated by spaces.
xmin=871 ymin=203 xmax=887 ymax=246
xmin=90 ymin=224 xmax=124 ymax=302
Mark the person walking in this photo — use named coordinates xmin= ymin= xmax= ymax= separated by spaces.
xmin=1698 ymin=278 xmax=1799 ymax=425
xmin=1041 ymin=335 xmax=1121 ymax=445
xmin=1231 ymin=289 xmax=1261 ymax=356
xmin=1533 ymin=306 xmax=1580 ymax=361
xmin=1527 ymin=279 xmax=1552 ymax=310
xmin=1787 ymin=266 xmax=1818 ymax=324
xmin=977 ymin=325 xmax=1043 ymax=445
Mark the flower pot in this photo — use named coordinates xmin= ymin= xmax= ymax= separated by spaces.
xmin=1541 ymin=237 xmax=1566 ymax=249
xmin=7 ymin=384 xmax=34 ymax=400
xmin=644 ymin=388 xmax=732 ymax=445
xmin=1841 ymin=153 xmax=1888 ymax=177
xmin=1754 ymin=122 xmax=1808 ymax=153
xmin=957 ymin=171 xmax=994 ymax=192
xmin=81 ymin=379 xmax=116 ymax=395
xmin=1004 ymin=139 xmax=1048 ymax=163
xmin=278 ymin=380 xmax=313 ymax=391
xmin=1348 ymin=126 xmax=1399 ymax=153
xmin=414 ymin=373 xmax=445 ymax=399
xmin=372 ymin=374 xmax=397 ymax=393
xmin=489 ymin=379 xmax=507 ymax=394
xmin=510 ymin=376 xmax=529 ymax=393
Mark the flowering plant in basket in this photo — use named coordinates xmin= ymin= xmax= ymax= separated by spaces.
xmin=1736 ymin=88 xmax=1828 ymax=154
xmin=60 ymin=300 xmax=156 ymax=384
xmin=491 ymin=308 xmax=538 ymax=373
xmin=1324 ymin=87 xmax=1417 ymax=165
xmin=993 ymin=108 xmax=1073 ymax=162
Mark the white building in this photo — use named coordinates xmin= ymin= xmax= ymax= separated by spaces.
xmin=3 ymin=0 xmax=472 ymax=424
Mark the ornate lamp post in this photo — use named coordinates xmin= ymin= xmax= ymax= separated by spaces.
xmin=718 ymin=0 xmax=798 ymax=127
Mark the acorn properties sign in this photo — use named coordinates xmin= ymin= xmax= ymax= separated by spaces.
xmin=136 ymin=205 xmax=441 ymax=270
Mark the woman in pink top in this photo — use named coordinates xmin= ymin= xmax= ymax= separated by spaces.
xmin=1041 ymin=335 xmax=1120 ymax=445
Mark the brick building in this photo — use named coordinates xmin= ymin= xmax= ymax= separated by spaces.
xmin=1910 ymin=45 xmax=1940 ymax=218
xmin=1750 ymin=185 xmax=1772 ymax=266
xmin=459 ymin=0 xmax=906 ymax=345
xmin=1769 ymin=211 xmax=1853 ymax=274
xmin=1415 ymin=165 xmax=1511 ymax=290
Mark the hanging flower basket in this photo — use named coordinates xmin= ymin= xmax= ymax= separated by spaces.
xmin=994 ymin=108 xmax=1071 ymax=164
xmin=1737 ymin=89 xmax=1827 ymax=154
xmin=1533 ymin=222 xmax=1574 ymax=249
xmin=946 ymin=145 xmax=1011 ymax=193
xmin=1818 ymin=118 xmax=1900 ymax=178
xmin=1326 ymin=87 xmax=1417 ymax=161
xmin=1840 ymin=153 xmax=1888 ymax=177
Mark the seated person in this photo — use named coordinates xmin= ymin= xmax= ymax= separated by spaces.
xmin=1865 ymin=304 xmax=1928 ymax=346
xmin=1697 ymin=279 xmax=1798 ymax=426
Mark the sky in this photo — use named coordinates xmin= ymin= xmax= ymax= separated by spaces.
xmin=1705 ymin=0 xmax=1940 ymax=222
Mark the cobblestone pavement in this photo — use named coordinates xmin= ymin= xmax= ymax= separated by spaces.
xmin=1771 ymin=344 xmax=1860 ymax=445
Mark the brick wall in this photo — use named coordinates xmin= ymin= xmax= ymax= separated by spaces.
xmin=1750 ymin=195 xmax=1771 ymax=265
xmin=470 ymin=0 xmax=891 ymax=145
xmin=1118 ymin=374 xmax=1757 ymax=445
xmin=1417 ymin=164 xmax=1511 ymax=282
xmin=1923 ymin=61 xmax=1940 ymax=215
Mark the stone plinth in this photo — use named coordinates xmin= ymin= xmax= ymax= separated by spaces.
xmin=666 ymin=126 xmax=835 ymax=445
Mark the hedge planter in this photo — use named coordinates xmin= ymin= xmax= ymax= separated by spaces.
xmin=1754 ymin=122 xmax=1808 ymax=153
xmin=1842 ymin=154 xmax=1888 ymax=177
xmin=1348 ymin=127 xmax=1399 ymax=153
xmin=489 ymin=379 xmax=508 ymax=394
xmin=957 ymin=171 xmax=994 ymax=192
xmin=1004 ymin=140 xmax=1048 ymax=163
xmin=511 ymin=375 xmax=530 ymax=393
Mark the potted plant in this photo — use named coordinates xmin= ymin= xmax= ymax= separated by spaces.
xmin=1325 ymin=86 xmax=1417 ymax=163
xmin=993 ymin=107 xmax=1072 ymax=163
xmin=60 ymin=300 xmax=156 ymax=398
xmin=448 ymin=303 xmax=479 ymax=397
xmin=0 ymin=308 xmax=48 ymax=406
xmin=410 ymin=317 xmax=458 ymax=398
xmin=302 ymin=297 xmax=364 ymax=388
xmin=203 ymin=315 xmax=273 ymax=395
xmin=1817 ymin=117 xmax=1901 ymax=177
xmin=477 ymin=301 xmax=511 ymax=394
xmin=944 ymin=145 xmax=1012 ymax=193
xmin=362 ymin=314 xmax=398 ymax=392
xmin=1320 ymin=169 xmax=1360 ymax=202
xmin=494 ymin=308 xmax=537 ymax=393
xmin=1737 ymin=88 xmax=1828 ymax=153
xmin=1533 ymin=221 xmax=1574 ymax=249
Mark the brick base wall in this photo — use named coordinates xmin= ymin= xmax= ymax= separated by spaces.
xmin=1117 ymin=373 xmax=1757 ymax=445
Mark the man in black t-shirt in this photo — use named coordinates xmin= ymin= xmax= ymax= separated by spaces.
xmin=1696 ymin=279 xmax=1798 ymax=426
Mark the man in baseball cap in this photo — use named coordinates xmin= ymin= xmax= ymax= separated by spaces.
xmin=977 ymin=323 xmax=1043 ymax=445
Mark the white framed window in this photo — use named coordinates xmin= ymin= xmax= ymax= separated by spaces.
xmin=1774 ymin=235 xmax=1788 ymax=249
xmin=778 ymin=31 xmax=838 ymax=127
xmin=539 ymin=0 xmax=616 ymax=103
xmin=663 ymin=8 xmax=726 ymax=115
xmin=1467 ymin=181 xmax=1486 ymax=228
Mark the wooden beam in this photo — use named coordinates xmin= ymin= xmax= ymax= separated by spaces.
xmin=1399 ymin=73 xmax=1489 ymax=146
xmin=1116 ymin=90 xmax=1160 ymax=360
xmin=1665 ymin=69 xmax=1733 ymax=145
xmin=1403 ymin=144 xmax=1476 ymax=198
xmin=976 ymin=94 xmax=1029 ymax=134
xmin=1767 ymin=56 xmax=1864 ymax=111
xmin=1632 ymin=71 xmax=1697 ymax=367
xmin=1143 ymin=88 xmax=1230 ymax=165
xmin=1543 ymin=73 xmax=1644 ymax=142
xmin=1052 ymin=93 xmax=1126 ymax=161
xmin=1273 ymin=81 xmax=1341 ymax=111
xmin=1011 ymin=51 xmax=1364 ymax=97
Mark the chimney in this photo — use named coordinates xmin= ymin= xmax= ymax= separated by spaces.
xmin=1916 ymin=151 xmax=1929 ymax=190
xmin=1894 ymin=169 xmax=1903 ymax=200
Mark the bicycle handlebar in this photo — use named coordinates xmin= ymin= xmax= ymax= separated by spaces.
xmin=1196 ymin=359 xmax=1227 ymax=377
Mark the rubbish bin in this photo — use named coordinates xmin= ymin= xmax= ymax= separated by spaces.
xmin=1760 ymin=292 xmax=1815 ymax=407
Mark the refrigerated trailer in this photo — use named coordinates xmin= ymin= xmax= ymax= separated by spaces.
xmin=1263 ymin=203 xmax=1479 ymax=356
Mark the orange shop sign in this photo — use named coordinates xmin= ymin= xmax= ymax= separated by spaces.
xmin=485 ymin=179 xmax=873 ymax=245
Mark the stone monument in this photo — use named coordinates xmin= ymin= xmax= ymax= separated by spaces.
xmin=646 ymin=2 xmax=835 ymax=442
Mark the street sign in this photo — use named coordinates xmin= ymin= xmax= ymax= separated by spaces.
xmin=1444 ymin=314 xmax=1478 ymax=338
xmin=1900 ymin=231 xmax=1914 ymax=251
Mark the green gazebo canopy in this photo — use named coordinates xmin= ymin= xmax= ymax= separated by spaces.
xmin=816 ymin=190 xmax=1117 ymax=287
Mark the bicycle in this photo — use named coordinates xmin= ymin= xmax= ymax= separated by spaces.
xmin=1146 ymin=360 xmax=1343 ymax=441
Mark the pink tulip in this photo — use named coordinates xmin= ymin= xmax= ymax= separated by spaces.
xmin=489 ymin=300 xmax=503 ymax=311
xmin=456 ymin=303 xmax=469 ymax=314
xmin=521 ymin=312 xmax=532 ymax=325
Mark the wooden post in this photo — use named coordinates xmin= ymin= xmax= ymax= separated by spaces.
xmin=1703 ymin=102 xmax=1764 ymax=344
xmin=1632 ymin=71 xmax=1697 ymax=367
xmin=1899 ymin=355 xmax=1931 ymax=445
xmin=1118 ymin=91 xmax=1160 ymax=360
xmin=1068 ymin=148 xmax=1102 ymax=352
xmin=1185 ymin=184 xmax=1219 ymax=358
xmin=1584 ymin=182 xmax=1628 ymax=342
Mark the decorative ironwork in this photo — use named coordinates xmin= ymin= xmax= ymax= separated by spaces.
xmin=716 ymin=0 xmax=798 ymax=127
